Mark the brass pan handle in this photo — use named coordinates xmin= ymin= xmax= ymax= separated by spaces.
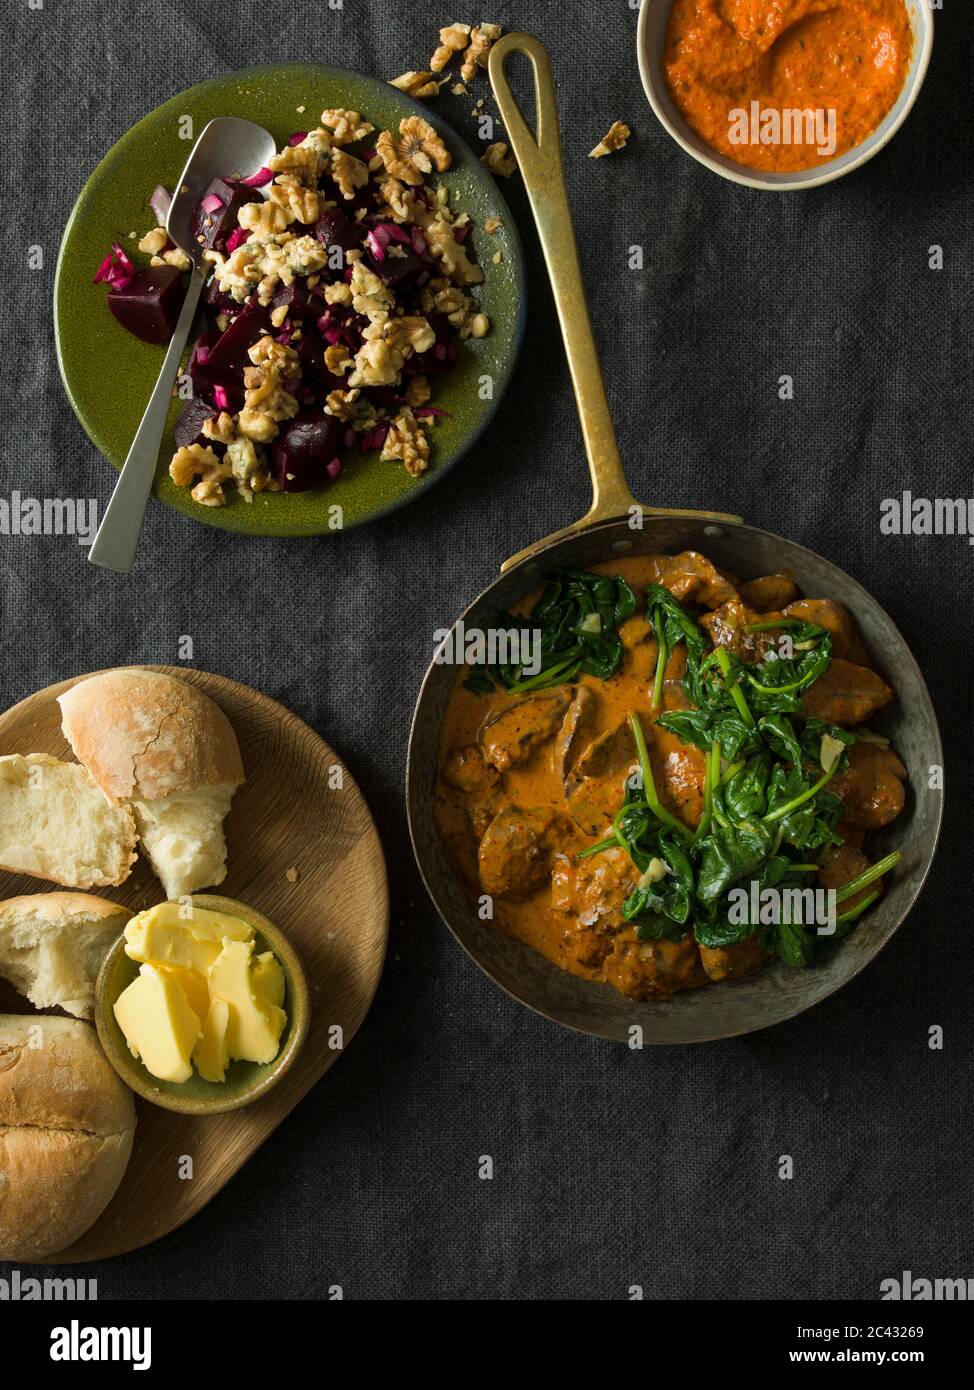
xmin=488 ymin=32 xmax=740 ymax=570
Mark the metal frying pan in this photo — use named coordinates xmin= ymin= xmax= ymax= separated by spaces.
xmin=405 ymin=33 xmax=943 ymax=1042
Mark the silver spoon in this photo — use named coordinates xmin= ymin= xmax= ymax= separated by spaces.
xmin=88 ymin=117 xmax=277 ymax=573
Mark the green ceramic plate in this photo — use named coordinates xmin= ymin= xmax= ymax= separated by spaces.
xmin=55 ymin=63 xmax=526 ymax=537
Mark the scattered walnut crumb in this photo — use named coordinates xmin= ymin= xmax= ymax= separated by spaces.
xmin=320 ymin=108 xmax=375 ymax=145
xmin=484 ymin=216 xmax=502 ymax=234
xmin=481 ymin=141 xmax=517 ymax=177
xmin=270 ymin=304 xmax=289 ymax=328
xmin=297 ymin=105 xmax=306 ymax=114
xmin=331 ymin=148 xmax=370 ymax=199
xmin=492 ymin=250 xmax=502 ymax=264
xmin=202 ymin=411 xmax=236 ymax=445
xmin=451 ymin=83 xmax=468 ymax=96
xmin=431 ymin=22 xmax=472 ymax=72
xmin=324 ymin=343 xmax=353 ymax=375
xmin=285 ymin=866 xmax=300 ymax=883
xmin=324 ymin=387 xmax=361 ymax=421
xmin=589 ymin=121 xmax=631 ymax=158
xmin=390 ymin=71 xmax=442 ymax=100
xmin=461 ymin=23 xmax=502 ymax=82
xmin=138 ymin=227 xmax=168 ymax=256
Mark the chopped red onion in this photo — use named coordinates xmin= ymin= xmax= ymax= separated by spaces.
xmin=93 ymin=244 xmax=136 ymax=289
xmin=240 ymin=166 xmax=273 ymax=188
xmin=150 ymin=184 xmax=172 ymax=227
xmin=359 ymin=423 xmax=389 ymax=453
xmin=111 ymin=242 xmax=136 ymax=275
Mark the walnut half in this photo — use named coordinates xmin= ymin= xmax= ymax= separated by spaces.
xmin=377 ymin=116 xmax=451 ymax=186
xmin=169 ymin=443 xmax=231 ymax=507
xmin=381 ymin=408 xmax=431 ymax=477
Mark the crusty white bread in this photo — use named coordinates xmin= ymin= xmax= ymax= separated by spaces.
xmin=0 ymin=893 xmax=130 ymax=1019
xmin=58 ymin=669 xmax=244 ymax=803
xmin=0 ymin=754 xmax=137 ymax=889
xmin=0 ymin=1014 xmax=135 ymax=1260
xmin=58 ymin=670 xmax=244 ymax=900
xmin=133 ymin=785 xmax=237 ymax=900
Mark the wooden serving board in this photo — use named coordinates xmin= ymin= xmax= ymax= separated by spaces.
xmin=0 ymin=666 xmax=389 ymax=1262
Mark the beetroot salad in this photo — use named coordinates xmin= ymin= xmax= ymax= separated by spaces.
xmin=95 ymin=108 xmax=493 ymax=507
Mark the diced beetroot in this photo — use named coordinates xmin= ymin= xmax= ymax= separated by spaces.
xmin=174 ymin=396 xmax=218 ymax=449
xmin=271 ymin=280 xmax=320 ymax=321
xmin=367 ymin=242 xmax=425 ymax=289
xmin=107 ymin=266 xmax=186 ymax=344
xmin=409 ymin=314 xmax=459 ymax=375
xmin=204 ymin=278 xmax=239 ymax=315
xmin=365 ymin=387 xmax=405 ymax=411
xmin=272 ymin=411 xmax=345 ymax=491
xmin=186 ymin=331 xmax=245 ymax=409
xmin=195 ymin=177 xmax=262 ymax=253
xmin=295 ymin=330 xmax=346 ymax=389
xmin=205 ymin=300 xmax=272 ymax=372
xmin=313 ymin=206 xmax=363 ymax=258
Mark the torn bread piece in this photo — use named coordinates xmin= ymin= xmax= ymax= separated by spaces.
xmin=58 ymin=670 xmax=244 ymax=901
xmin=0 ymin=754 xmax=137 ymax=889
xmin=0 ymin=892 xmax=130 ymax=1018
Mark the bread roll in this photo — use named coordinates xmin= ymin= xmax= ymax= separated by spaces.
xmin=0 ymin=1014 xmax=135 ymax=1260
xmin=0 ymin=893 xmax=130 ymax=1019
xmin=0 ymin=754 xmax=137 ymax=889
xmin=58 ymin=670 xmax=244 ymax=900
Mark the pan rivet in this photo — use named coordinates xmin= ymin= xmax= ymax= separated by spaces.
xmin=704 ymin=526 xmax=725 ymax=539
xmin=611 ymin=539 xmax=633 ymax=553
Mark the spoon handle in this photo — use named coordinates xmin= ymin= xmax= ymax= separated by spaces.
xmin=88 ymin=269 xmax=206 ymax=573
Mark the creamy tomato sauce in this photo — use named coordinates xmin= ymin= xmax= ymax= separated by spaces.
xmin=434 ymin=553 xmax=904 ymax=1003
xmin=436 ymin=557 xmax=695 ymax=995
xmin=663 ymin=0 xmax=914 ymax=172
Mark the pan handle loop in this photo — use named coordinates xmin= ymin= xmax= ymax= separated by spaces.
xmin=488 ymin=33 xmax=741 ymax=572
xmin=489 ymin=33 xmax=636 ymax=525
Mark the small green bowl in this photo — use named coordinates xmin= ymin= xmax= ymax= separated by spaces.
xmin=95 ymin=895 xmax=310 ymax=1115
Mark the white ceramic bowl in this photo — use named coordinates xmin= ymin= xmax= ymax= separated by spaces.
xmin=637 ymin=0 xmax=934 ymax=191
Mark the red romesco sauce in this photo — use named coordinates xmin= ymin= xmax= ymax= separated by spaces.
xmin=663 ymin=0 xmax=914 ymax=172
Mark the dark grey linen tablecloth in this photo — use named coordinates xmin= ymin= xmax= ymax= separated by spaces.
xmin=1 ymin=0 xmax=970 ymax=1300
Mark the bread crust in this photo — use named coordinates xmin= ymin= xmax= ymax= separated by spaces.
xmin=0 ymin=893 xmax=131 ymax=1019
xmin=0 ymin=1014 xmax=135 ymax=1260
xmin=58 ymin=670 xmax=244 ymax=803
xmin=0 ymin=891 xmax=127 ymax=923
